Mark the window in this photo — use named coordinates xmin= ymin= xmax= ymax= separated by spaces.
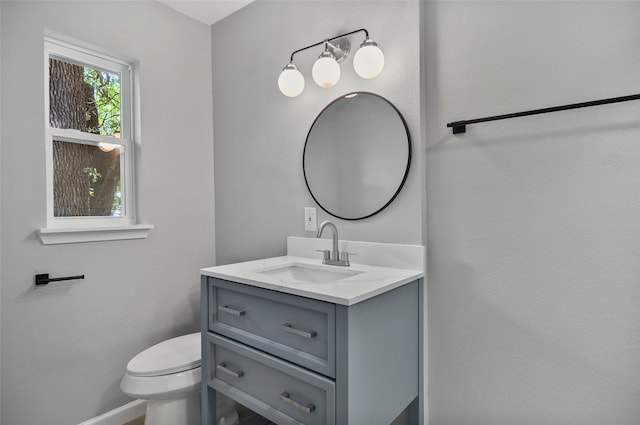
xmin=40 ymin=37 xmax=151 ymax=244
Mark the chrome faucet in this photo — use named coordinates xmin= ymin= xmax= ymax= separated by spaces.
xmin=316 ymin=221 xmax=350 ymax=266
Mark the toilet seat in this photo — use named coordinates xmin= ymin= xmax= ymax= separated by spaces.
xmin=126 ymin=333 xmax=201 ymax=377
xmin=120 ymin=332 xmax=238 ymax=425
xmin=121 ymin=366 xmax=201 ymax=400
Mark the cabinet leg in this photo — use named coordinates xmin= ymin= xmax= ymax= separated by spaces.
xmin=408 ymin=397 xmax=419 ymax=425
xmin=202 ymin=386 xmax=217 ymax=425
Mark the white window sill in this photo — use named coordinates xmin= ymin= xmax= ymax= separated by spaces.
xmin=38 ymin=224 xmax=153 ymax=245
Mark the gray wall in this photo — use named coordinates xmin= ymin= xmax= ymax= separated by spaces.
xmin=424 ymin=2 xmax=640 ymax=424
xmin=211 ymin=0 xmax=424 ymax=266
xmin=0 ymin=2 xmax=214 ymax=424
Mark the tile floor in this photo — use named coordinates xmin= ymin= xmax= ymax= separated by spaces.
xmin=122 ymin=416 xmax=144 ymax=425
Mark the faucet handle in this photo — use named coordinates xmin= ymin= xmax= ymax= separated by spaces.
xmin=316 ymin=249 xmax=330 ymax=261
xmin=339 ymin=251 xmax=355 ymax=266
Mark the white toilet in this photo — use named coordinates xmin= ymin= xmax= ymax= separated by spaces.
xmin=120 ymin=333 xmax=238 ymax=425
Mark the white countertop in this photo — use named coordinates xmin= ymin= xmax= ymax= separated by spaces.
xmin=201 ymin=255 xmax=424 ymax=306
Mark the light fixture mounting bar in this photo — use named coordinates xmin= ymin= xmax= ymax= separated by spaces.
xmin=288 ymin=28 xmax=369 ymax=63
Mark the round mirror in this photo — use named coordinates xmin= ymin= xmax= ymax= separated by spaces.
xmin=303 ymin=92 xmax=411 ymax=220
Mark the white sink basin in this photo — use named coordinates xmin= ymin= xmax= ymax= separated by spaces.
xmin=257 ymin=263 xmax=363 ymax=284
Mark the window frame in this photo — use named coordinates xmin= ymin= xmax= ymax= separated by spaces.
xmin=39 ymin=37 xmax=151 ymax=244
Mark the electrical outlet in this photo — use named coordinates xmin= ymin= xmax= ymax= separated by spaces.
xmin=304 ymin=207 xmax=317 ymax=232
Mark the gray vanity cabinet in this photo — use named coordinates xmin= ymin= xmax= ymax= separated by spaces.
xmin=201 ymin=276 xmax=420 ymax=425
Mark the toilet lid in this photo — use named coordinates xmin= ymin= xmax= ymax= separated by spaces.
xmin=126 ymin=333 xmax=201 ymax=377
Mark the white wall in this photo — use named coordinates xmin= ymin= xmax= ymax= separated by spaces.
xmin=424 ymin=2 xmax=640 ymax=424
xmin=211 ymin=0 xmax=424 ymax=265
xmin=0 ymin=2 xmax=214 ymax=424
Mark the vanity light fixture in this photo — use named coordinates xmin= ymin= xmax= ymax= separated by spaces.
xmin=278 ymin=28 xmax=384 ymax=97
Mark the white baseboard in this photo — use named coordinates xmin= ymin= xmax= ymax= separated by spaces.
xmin=78 ymin=400 xmax=146 ymax=425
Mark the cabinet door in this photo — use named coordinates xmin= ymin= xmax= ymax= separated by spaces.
xmin=208 ymin=278 xmax=336 ymax=377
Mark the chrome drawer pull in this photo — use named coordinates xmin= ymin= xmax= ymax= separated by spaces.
xmin=281 ymin=323 xmax=317 ymax=339
xmin=218 ymin=305 xmax=246 ymax=316
xmin=280 ymin=392 xmax=316 ymax=414
xmin=216 ymin=363 xmax=244 ymax=379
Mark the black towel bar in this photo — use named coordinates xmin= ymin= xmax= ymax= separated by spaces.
xmin=447 ymin=93 xmax=640 ymax=134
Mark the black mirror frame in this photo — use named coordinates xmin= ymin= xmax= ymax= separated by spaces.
xmin=303 ymin=91 xmax=412 ymax=221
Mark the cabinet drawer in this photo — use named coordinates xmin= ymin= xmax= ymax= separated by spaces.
xmin=207 ymin=333 xmax=335 ymax=425
xmin=208 ymin=278 xmax=335 ymax=377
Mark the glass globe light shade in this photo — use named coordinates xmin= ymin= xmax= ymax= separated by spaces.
xmin=312 ymin=52 xmax=341 ymax=88
xmin=353 ymin=39 xmax=384 ymax=79
xmin=278 ymin=64 xmax=305 ymax=97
